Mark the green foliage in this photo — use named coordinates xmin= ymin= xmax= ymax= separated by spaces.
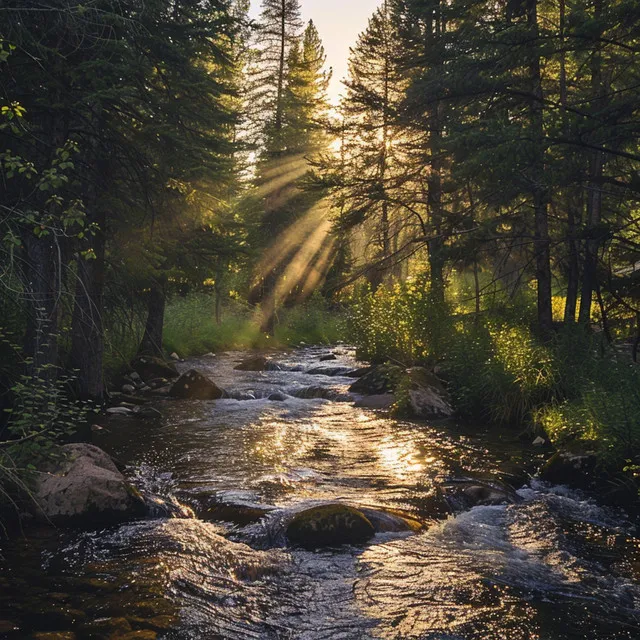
xmin=346 ymin=280 xmax=640 ymax=469
xmin=345 ymin=278 xmax=451 ymax=365
xmin=273 ymin=293 xmax=345 ymax=346
xmin=446 ymin=318 xmax=559 ymax=426
xmin=163 ymin=292 xmax=346 ymax=356
xmin=163 ymin=295 xmax=267 ymax=356
xmin=0 ymin=325 xmax=96 ymax=519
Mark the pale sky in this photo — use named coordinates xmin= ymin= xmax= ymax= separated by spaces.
xmin=248 ymin=0 xmax=382 ymax=105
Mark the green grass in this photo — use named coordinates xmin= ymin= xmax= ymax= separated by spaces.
xmin=162 ymin=293 xmax=346 ymax=357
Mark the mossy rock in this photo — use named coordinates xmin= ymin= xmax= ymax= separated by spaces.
xmin=359 ymin=507 xmax=424 ymax=533
xmin=349 ymin=364 xmax=403 ymax=395
xmin=286 ymin=504 xmax=375 ymax=549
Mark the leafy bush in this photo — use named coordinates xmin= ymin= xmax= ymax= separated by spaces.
xmin=345 ymin=278 xmax=451 ymax=365
xmin=0 ymin=326 xmax=94 ymax=522
xmin=345 ymin=281 xmax=640 ymax=469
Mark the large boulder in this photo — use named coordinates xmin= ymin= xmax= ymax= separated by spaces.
xmin=34 ymin=444 xmax=146 ymax=526
xmin=285 ymin=504 xmax=375 ymax=549
xmin=403 ymin=367 xmax=453 ymax=419
xmin=169 ymin=369 xmax=226 ymax=400
xmin=349 ymin=364 xmax=403 ymax=395
xmin=131 ymin=356 xmax=179 ymax=381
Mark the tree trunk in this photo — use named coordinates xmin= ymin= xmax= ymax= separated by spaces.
xmin=22 ymin=233 xmax=60 ymax=377
xmin=578 ymin=0 xmax=606 ymax=326
xmin=527 ymin=0 xmax=553 ymax=333
xmin=138 ymin=277 xmax=167 ymax=358
xmin=426 ymin=4 xmax=445 ymax=306
xmin=559 ymin=0 xmax=580 ymax=325
xmin=274 ymin=0 xmax=286 ymax=143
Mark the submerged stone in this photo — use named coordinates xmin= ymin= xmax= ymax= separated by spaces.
xmin=540 ymin=450 xmax=598 ymax=489
xmin=285 ymin=504 xmax=375 ymax=549
xmin=234 ymin=355 xmax=281 ymax=371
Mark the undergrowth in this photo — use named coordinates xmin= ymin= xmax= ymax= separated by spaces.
xmin=163 ymin=293 xmax=346 ymax=357
xmin=345 ymin=282 xmax=640 ymax=471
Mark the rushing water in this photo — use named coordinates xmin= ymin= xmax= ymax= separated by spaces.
xmin=1 ymin=347 xmax=640 ymax=639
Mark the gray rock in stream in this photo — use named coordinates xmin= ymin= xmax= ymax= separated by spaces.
xmin=33 ymin=443 xmax=147 ymax=526
xmin=292 ymin=386 xmax=352 ymax=402
xmin=169 ymin=369 xmax=226 ymax=400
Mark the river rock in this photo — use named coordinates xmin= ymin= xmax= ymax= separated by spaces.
xmin=404 ymin=367 xmax=453 ymax=419
xmin=268 ymin=392 xmax=287 ymax=402
xmin=106 ymin=406 xmax=133 ymax=416
xmin=132 ymin=356 xmax=179 ymax=381
xmin=345 ymin=367 xmax=372 ymax=378
xmin=169 ymin=369 xmax=226 ymax=400
xmin=349 ymin=364 xmax=403 ymax=395
xmin=306 ymin=366 xmax=353 ymax=377
xmin=358 ymin=507 xmax=423 ymax=533
xmin=292 ymin=386 xmax=351 ymax=402
xmin=234 ymin=355 xmax=281 ymax=371
xmin=132 ymin=405 xmax=163 ymax=420
xmin=34 ymin=444 xmax=146 ymax=526
xmin=285 ymin=504 xmax=375 ymax=549
xmin=188 ymin=493 xmax=275 ymax=526
xmin=122 ymin=384 xmax=136 ymax=394
xmin=439 ymin=478 xmax=521 ymax=511
xmin=540 ymin=450 xmax=598 ymax=489
xmin=320 ymin=354 xmax=337 ymax=361
xmin=354 ymin=394 xmax=396 ymax=410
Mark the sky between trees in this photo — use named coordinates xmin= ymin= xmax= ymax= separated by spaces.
xmin=249 ymin=0 xmax=382 ymax=104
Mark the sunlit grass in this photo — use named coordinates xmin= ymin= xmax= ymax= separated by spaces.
xmin=163 ymin=293 xmax=346 ymax=356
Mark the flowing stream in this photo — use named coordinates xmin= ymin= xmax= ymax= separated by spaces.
xmin=1 ymin=346 xmax=640 ymax=639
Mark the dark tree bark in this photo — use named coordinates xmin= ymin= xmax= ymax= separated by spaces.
xmin=527 ymin=0 xmax=553 ymax=333
xmin=578 ymin=0 xmax=606 ymax=325
xmin=138 ymin=277 xmax=167 ymax=358
xmin=426 ymin=2 xmax=445 ymax=306
xmin=22 ymin=233 xmax=60 ymax=377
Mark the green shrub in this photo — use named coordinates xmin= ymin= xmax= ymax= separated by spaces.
xmin=345 ymin=278 xmax=451 ymax=365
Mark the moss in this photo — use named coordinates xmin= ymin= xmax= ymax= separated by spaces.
xmin=286 ymin=504 xmax=375 ymax=549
